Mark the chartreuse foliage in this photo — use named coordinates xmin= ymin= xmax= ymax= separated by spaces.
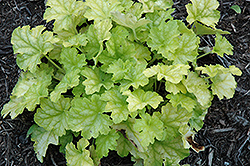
xmin=2 ymin=0 xmax=242 ymax=165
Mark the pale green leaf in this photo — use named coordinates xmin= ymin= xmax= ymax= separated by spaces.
xmin=182 ymin=72 xmax=212 ymax=107
xmin=68 ymin=95 xmax=112 ymax=139
xmin=123 ymin=89 xmax=163 ymax=112
xmin=165 ymin=81 xmax=187 ymax=95
xmin=146 ymin=9 xmax=174 ymax=29
xmin=166 ymin=93 xmax=196 ymax=112
xmin=134 ymin=113 xmax=164 ymax=147
xmin=107 ymin=59 xmax=130 ymax=81
xmin=1 ymin=66 xmax=52 ymax=118
xmin=211 ymin=73 xmax=237 ymax=99
xmin=111 ymin=11 xmax=151 ymax=38
xmin=100 ymin=86 xmax=130 ymax=123
xmin=44 ymin=0 xmax=86 ymax=32
xmin=167 ymin=32 xmax=200 ymax=64
xmin=34 ymin=97 xmax=70 ymax=136
xmin=27 ymin=124 xmax=59 ymax=162
xmin=148 ymin=20 xmax=180 ymax=57
xmin=62 ymin=33 xmax=88 ymax=47
xmin=60 ymin=47 xmax=87 ymax=72
xmin=89 ymin=145 xmax=101 ymax=166
xmin=116 ymin=132 xmax=136 ymax=157
xmin=192 ymin=21 xmax=230 ymax=35
xmin=96 ymin=129 xmax=120 ymax=158
xmin=84 ymin=0 xmax=123 ymax=21
xmin=186 ymin=0 xmax=220 ymax=27
xmin=213 ymin=34 xmax=233 ymax=57
xmin=139 ymin=0 xmax=173 ymax=13
xmin=66 ymin=138 xmax=94 ymax=166
xmin=50 ymin=69 xmax=80 ymax=102
xmin=11 ymin=25 xmax=54 ymax=72
xmin=84 ymin=19 xmax=112 ymax=59
xmin=152 ymin=137 xmax=189 ymax=166
xmin=155 ymin=103 xmax=192 ymax=141
xmin=81 ymin=67 xmax=114 ymax=95
xmin=1 ymin=96 xmax=26 ymax=119
xmin=112 ymin=118 xmax=145 ymax=152
xmin=144 ymin=64 xmax=190 ymax=84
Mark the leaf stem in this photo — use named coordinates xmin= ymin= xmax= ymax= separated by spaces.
xmin=196 ymin=51 xmax=212 ymax=60
xmin=44 ymin=55 xmax=65 ymax=74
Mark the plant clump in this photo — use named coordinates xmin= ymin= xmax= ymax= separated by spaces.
xmin=1 ymin=0 xmax=241 ymax=165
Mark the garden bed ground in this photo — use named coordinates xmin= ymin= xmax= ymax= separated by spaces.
xmin=0 ymin=0 xmax=249 ymax=165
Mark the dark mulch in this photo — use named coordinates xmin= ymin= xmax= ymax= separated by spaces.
xmin=0 ymin=0 xmax=249 ymax=166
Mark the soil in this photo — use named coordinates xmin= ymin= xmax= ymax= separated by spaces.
xmin=0 ymin=0 xmax=249 ymax=166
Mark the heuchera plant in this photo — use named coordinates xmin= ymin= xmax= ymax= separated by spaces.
xmin=2 ymin=0 xmax=242 ymax=165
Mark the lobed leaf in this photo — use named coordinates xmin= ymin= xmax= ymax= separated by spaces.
xmin=34 ymin=97 xmax=70 ymax=136
xmin=27 ymin=125 xmax=59 ymax=162
xmin=123 ymin=89 xmax=163 ymax=112
xmin=100 ymin=86 xmax=130 ymax=123
xmin=134 ymin=113 xmax=164 ymax=147
xmin=68 ymin=95 xmax=112 ymax=139
xmin=66 ymin=138 xmax=94 ymax=166
xmin=11 ymin=25 xmax=54 ymax=73
xmin=96 ymin=129 xmax=120 ymax=158
xmin=186 ymin=0 xmax=220 ymax=27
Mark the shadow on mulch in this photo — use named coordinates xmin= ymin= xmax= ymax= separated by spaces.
xmin=0 ymin=0 xmax=249 ymax=166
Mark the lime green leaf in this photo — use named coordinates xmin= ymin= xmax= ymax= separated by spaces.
xmin=60 ymin=47 xmax=87 ymax=72
xmin=165 ymin=81 xmax=187 ymax=95
xmin=123 ymin=89 xmax=163 ymax=112
xmin=116 ymin=132 xmax=137 ymax=157
xmin=120 ymin=62 xmax=149 ymax=92
xmin=127 ymin=2 xmax=143 ymax=19
xmin=139 ymin=0 xmax=173 ymax=13
xmin=155 ymin=103 xmax=192 ymax=141
xmin=1 ymin=67 xmax=52 ymax=118
xmin=134 ymin=43 xmax=152 ymax=62
xmin=213 ymin=34 xmax=233 ymax=57
xmin=144 ymin=64 xmax=190 ymax=84
xmin=146 ymin=9 xmax=174 ymax=29
xmin=166 ymin=93 xmax=196 ymax=112
xmin=100 ymin=86 xmax=130 ymax=123
xmin=34 ymin=97 xmax=70 ymax=136
xmin=230 ymin=5 xmax=241 ymax=14
xmin=186 ymin=0 xmax=220 ymax=27
xmin=96 ymin=129 xmax=120 ymax=158
xmin=44 ymin=0 xmax=86 ymax=32
xmin=148 ymin=20 xmax=180 ymax=57
xmin=196 ymin=65 xmax=240 ymax=99
xmin=11 ymin=25 xmax=54 ymax=72
xmin=182 ymin=72 xmax=212 ymax=107
xmin=84 ymin=19 xmax=112 ymax=59
xmin=66 ymin=138 xmax=94 ymax=166
xmin=107 ymin=59 xmax=130 ymax=81
xmin=112 ymin=118 xmax=145 ymax=152
xmin=134 ymin=113 xmax=164 ymax=147
xmin=63 ymin=33 xmax=88 ymax=47
xmin=81 ymin=67 xmax=114 ymax=95
xmin=211 ymin=73 xmax=237 ymax=99
xmin=196 ymin=64 xmax=242 ymax=77
xmin=196 ymin=64 xmax=223 ymax=77
xmin=50 ymin=69 xmax=80 ymax=102
xmin=84 ymin=0 xmax=123 ymax=21
xmin=111 ymin=11 xmax=151 ymax=38
xmin=152 ymin=137 xmax=189 ymax=166
xmin=27 ymin=124 xmax=59 ymax=162
xmin=1 ymin=96 xmax=26 ymax=119
xmin=99 ymin=26 xmax=135 ymax=66
xmin=192 ymin=21 xmax=230 ymax=35
xmin=167 ymin=32 xmax=199 ymax=64
xmin=68 ymin=95 xmax=112 ymax=139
